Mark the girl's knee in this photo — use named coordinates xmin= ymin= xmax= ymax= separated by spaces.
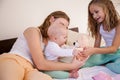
xmin=106 ymin=62 xmax=120 ymax=74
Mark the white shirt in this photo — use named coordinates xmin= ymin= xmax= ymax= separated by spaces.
xmin=10 ymin=33 xmax=45 ymax=64
xmin=44 ymin=41 xmax=73 ymax=61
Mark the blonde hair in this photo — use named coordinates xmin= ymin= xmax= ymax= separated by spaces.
xmin=38 ymin=11 xmax=70 ymax=38
xmin=48 ymin=24 xmax=67 ymax=40
xmin=88 ymin=0 xmax=120 ymax=37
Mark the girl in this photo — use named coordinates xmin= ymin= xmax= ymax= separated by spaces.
xmin=82 ymin=0 xmax=120 ymax=74
xmin=0 ymin=11 xmax=83 ymax=80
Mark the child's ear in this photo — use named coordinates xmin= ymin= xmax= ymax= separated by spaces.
xmin=49 ymin=16 xmax=55 ymax=23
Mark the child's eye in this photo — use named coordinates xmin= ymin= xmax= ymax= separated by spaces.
xmin=90 ymin=12 xmax=94 ymax=16
xmin=95 ymin=10 xmax=99 ymax=13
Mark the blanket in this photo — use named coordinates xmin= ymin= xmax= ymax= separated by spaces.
xmin=54 ymin=66 xmax=117 ymax=80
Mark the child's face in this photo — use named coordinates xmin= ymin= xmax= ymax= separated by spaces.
xmin=55 ymin=30 xmax=67 ymax=46
xmin=89 ymin=4 xmax=105 ymax=23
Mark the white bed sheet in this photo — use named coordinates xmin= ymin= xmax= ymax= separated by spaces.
xmin=53 ymin=66 xmax=117 ymax=80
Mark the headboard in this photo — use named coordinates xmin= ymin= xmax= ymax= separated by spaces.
xmin=0 ymin=27 xmax=79 ymax=54
xmin=0 ymin=38 xmax=17 ymax=54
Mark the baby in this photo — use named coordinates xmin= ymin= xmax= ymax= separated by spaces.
xmin=43 ymin=23 xmax=88 ymax=79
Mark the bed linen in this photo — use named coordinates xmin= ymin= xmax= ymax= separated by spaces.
xmin=53 ymin=66 xmax=117 ymax=80
xmin=53 ymin=30 xmax=118 ymax=80
xmin=53 ymin=31 xmax=111 ymax=80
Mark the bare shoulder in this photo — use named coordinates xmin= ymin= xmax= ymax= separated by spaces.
xmin=23 ymin=27 xmax=41 ymax=39
xmin=24 ymin=27 xmax=41 ymax=36
xmin=24 ymin=27 xmax=40 ymax=33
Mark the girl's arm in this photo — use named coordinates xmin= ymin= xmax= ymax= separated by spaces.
xmin=94 ymin=21 xmax=120 ymax=53
xmin=111 ymin=21 xmax=120 ymax=51
xmin=84 ymin=21 xmax=120 ymax=55
xmin=24 ymin=27 xmax=82 ymax=71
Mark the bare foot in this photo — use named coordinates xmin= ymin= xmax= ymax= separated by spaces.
xmin=69 ymin=70 xmax=79 ymax=78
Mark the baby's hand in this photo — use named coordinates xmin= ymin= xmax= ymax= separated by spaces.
xmin=82 ymin=47 xmax=94 ymax=57
xmin=72 ymin=48 xmax=83 ymax=56
xmin=73 ymin=47 xmax=89 ymax=62
xmin=71 ymin=56 xmax=84 ymax=69
xmin=76 ymin=53 xmax=89 ymax=62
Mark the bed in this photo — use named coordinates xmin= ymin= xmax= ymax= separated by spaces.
xmin=0 ymin=27 xmax=117 ymax=80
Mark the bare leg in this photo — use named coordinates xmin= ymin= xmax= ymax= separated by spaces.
xmin=0 ymin=59 xmax=24 ymax=80
xmin=24 ymin=69 xmax=53 ymax=80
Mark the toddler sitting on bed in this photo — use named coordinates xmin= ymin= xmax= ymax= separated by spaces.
xmin=43 ymin=23 xmax=88 ymax=79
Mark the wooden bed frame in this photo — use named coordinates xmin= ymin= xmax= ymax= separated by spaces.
xmin=0 ymin=27 xmax=79 ymax=54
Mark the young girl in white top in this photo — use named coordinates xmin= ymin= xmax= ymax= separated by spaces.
xmin=81 ymin=0 xmax=120 ymax=74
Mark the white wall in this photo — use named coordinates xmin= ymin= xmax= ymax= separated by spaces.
xmin=0 ymin=0 xmax=120 ymax=40
xmin=0 ymin=0 xmax=91 ymax=40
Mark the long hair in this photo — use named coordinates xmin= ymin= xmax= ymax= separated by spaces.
xmin=38 ymin=11 xmax=70 ymax=38
xmin=88 ymin=0 xmax=120 ymax=37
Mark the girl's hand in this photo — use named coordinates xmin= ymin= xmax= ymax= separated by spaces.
xmin=82 ymin=47 xmax=95 ymax=57
xmin=76 ymin=53 xmax=89 ymax=62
